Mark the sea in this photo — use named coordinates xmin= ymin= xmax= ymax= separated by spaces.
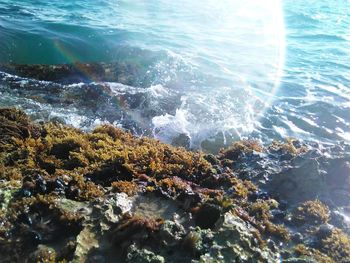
xmin=0 ymin=0 xmax=349 ymax=151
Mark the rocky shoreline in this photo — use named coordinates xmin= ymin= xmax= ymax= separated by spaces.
xmin=0 ymin=63 xmax=145 ymax=86
xmin=0 ymin=108 xmax=350 ymax=262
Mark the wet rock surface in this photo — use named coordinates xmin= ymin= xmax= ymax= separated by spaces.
xmin=0 ymin=64 xmax=182 ymax=136
xmin=220 ymin=139 xmax=350 ymax=207
xmin=1 ymin=109 xmax=350 ymax=262
xmin=0 ymin=62 xmax=146 ymax=86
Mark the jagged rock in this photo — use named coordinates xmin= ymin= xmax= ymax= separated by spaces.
xmin=126 ymin=244 xmax=164 ymax=263
xmin=97 ymin=193 xmax=133 ymax=230
xmin=158 ymin=220 xmax=186 ymax=246
xmin=73 ymin=227 xmax=99 ymax=262
xmin=198 ymin=212 xmax=280 ymax=262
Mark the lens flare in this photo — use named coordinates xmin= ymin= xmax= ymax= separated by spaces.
xmin=150 ymin=0 xmax=286 ymax=148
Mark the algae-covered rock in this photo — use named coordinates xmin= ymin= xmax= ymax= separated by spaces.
xmin=219 ymin=140 xmax=264 ymax=161
xmin=0 ymin=108 xmax=42 ymax=150
xmin=1 ymin=108 xmax=350 ymax=263
xmin=290 ymin=244 xmax=332 ymax=263
xmin=321 ymin=228 xmax=350 ymax=263
xmin=293 ymin=200 xmax=330 ymax=226
xmin=0 ymin=62 xmax=144 ymax=86
xmin=112 ymin=181 xmax=139 ymax=196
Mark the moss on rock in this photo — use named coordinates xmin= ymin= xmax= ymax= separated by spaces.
xmin=321 ymin=228 xmax=350 ymax=263
xmin=219 ymin=140 xmax=263 ymax=161
xmin=293 ymin=200 xmax=330 ymax=226
xmin=294 ymin=244 xmax=333 ymax=263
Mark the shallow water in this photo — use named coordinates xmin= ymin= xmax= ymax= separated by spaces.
xmin=0 ymin=0 xmax=349 ymax=150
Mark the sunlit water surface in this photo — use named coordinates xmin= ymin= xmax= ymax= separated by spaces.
xmin=0 ymin=0 xmax=349 ymax=150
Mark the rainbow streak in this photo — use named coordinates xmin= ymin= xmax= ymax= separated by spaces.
xmin=53 ymin=39 xmax=96 ymax=82
xmin=54 ymin=39 xmax=132 ymax=115
xmin=54 ymin=40 xmax=132 ymax=112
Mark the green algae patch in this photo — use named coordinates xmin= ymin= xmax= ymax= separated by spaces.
xmin=0 ymin=108 xmax=42 ymax=147
xmin=0 ymin=107 xmax=213 ymax=202
xmin=111 ymin=181 xmax=139 ymax=196
xmin=0 ymin=108 xmax=218 ymax=261
xmin=293 ymin=200 xmax=330 ymax=226
xmin=321 ymin=228 xmax=350 ymax=263
xmin=0 ymin=187 xmax=17 ymax=211
xmin=245 ymin=199 xmax=291 ymax=241
xmin=294 ymin=244 xmax=333 ymax=263
xmin=219 ymin=140 xmax=263 ymax=160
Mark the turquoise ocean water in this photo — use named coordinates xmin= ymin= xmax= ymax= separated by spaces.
xmin=0 ymin=0 xmax=349 ymax=149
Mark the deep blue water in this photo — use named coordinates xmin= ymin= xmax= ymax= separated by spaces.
xmin=0 ymin=0 xmax=349 ymax=150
